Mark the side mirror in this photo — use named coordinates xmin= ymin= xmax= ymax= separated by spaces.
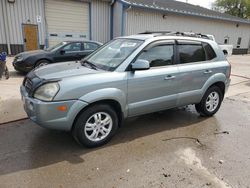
xmin=60 ymin=50 xmax=65 ymax=55
xmin=131 ymin=59 xmax=150 ymax=71
xmin=223 ymin=50 xmax=228 ymax=57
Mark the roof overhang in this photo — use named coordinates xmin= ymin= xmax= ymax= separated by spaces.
xmin=118 ymin=0 xmax=250 ymax=25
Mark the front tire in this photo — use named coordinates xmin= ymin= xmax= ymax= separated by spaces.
xmin=72 ymin=104 xmax=119 ymax=148
xmin=35 ymin=60 xmax=49 ymax=68
xmin=195 ymin=86 xmax=223 ymax=117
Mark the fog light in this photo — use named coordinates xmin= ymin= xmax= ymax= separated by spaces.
xmin=57 ymin=105 xmax=67 ymax=112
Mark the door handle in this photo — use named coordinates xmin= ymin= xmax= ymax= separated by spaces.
xmin=164 ymin=75 xmax=176 ymax=80
xmin=204 ymin=70 xmax=213 ymax=74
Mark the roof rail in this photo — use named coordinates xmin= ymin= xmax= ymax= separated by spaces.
xmin=139 ymin=31 xmax=173 ymax=35
xmin=138 ymin=31 xmax=210 ymax=40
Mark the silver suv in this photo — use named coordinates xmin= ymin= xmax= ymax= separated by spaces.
xmin=21 ymin=32 xmax=231 ymax=147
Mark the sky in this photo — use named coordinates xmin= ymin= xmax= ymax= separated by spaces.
xmin=176 ymin=0 xmax=216 ymax=9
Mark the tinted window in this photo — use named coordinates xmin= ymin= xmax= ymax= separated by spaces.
xmin=178 ymin=44 xmax=206 ymax=64
xmin=203 ymin=43 xmax=216 ymax=60
xmin=62 ymin=42 xmax=82 ymax=53
xmin=137 ymin=45 xmax=174 ymax=67
xmin=84 ymin=42 xmax=99 ymax=50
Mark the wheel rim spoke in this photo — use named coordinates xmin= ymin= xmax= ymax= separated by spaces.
xmin=102 ymin=117 xmax=111 ymax=125
xmin=85 ymin=123 xmax=95 ymax=131
xmin=90 ymin=130 xmax=99 ymax=139
xmin=99 ymin=129 xmax=106 ymax=136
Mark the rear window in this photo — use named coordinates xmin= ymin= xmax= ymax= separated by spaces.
xmin=178 ymin=44 xmax=206 ymax=64
xmin=203 ymin=43 xmax=216 ymax=60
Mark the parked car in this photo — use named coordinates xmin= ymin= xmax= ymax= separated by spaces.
xmin=13 ymin=41 xmax=102 ymax=73
xmin=206 ymin=34 xmax=233 ymax=56
xmin=20 ymin=32 xmax=231 ymax=147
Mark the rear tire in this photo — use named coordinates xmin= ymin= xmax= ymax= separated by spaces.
xmin=195 ymin=86 xmax=223 ymax=117
xmin=72 ymin=104 xmax=119 ymax=148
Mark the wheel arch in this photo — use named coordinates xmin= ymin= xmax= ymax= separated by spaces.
xmin=71 ymin=99 xmax=124 ymax=132
xmin=203 ymin=73 xmax=226 ymax=92
xmin=35 ymin=58 xmax=52 ymax=67
xmin=209 ymin=81 xmax=225 ymax=97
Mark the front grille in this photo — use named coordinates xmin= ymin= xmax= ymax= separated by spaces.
xmin=23 ymin=71 xmax=44 ymax=96
xmin=24 ymin=78 xmax=33 ymax=94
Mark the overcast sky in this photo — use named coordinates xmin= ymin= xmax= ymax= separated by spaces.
xmin=176 ymin=0 xmax=216 ymax=9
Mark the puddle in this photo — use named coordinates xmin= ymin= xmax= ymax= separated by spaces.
xmin=177 ymin=148 xmax=231 ymax=188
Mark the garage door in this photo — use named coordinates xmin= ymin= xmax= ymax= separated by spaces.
xmin=45 ymin=0 xmax=89 ymax=47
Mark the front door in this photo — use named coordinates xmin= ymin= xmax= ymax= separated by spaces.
xmin=54 ymin=42 xmax=83 ymax=62
xmin=127 ymin=41 xmax=179 ymax=116
xmin=23 ymin=24 xmax=39 ymax=51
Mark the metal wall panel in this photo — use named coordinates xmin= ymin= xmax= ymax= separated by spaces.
xmin=0 ymin=2 xmax=7 ymax=45
xmin=125 ymin=8 xmax=250 ymax=49
xmin=0 ymin=0 xmax=46 ymax=54
xmin=113 ymin=1 xmax=123 ymax=38
xmin=45 ymin=0 xmax=89 ymax=47
xmin=91 ymin=0 xmax=111 ymax=43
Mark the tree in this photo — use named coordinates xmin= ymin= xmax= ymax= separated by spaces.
xmin=213 ymin=0 xmax=250 ymax=19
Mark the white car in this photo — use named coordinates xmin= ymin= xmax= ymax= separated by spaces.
xmin=206 ymin=34 xmax=233 ymax=56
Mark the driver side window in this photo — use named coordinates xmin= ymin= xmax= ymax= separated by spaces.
xmin=137 ymin=44 xmax=174 ymax=67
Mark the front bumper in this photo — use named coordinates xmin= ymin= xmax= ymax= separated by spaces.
xmin=20 ymin=86 xmax=88 ymax=131
xmin=13 ymin=60 xmax=33 ymax=73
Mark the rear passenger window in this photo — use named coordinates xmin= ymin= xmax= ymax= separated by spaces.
xmin=84 ymin=42 xmax=99 ymax=51
xmin=137 ymin=45 xmax=174 ymax=67
xmin=178 ymin=44 xmax=206 ymax=64
xmin=203 ymin=43 xmax=216 ymax=60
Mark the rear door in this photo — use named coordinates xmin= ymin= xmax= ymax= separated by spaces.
xmin=176 ymin=40 xmax=217 ymax=106
xmin=127 ymin=40 xmax=180 ymax=116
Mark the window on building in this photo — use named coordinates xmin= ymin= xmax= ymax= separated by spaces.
xmin=224 ymin=38 xmax=229 ymax=44
xmin=237 ymin=37 xmax=242 ymax=48
xmin=178 ymin=44 xmax=206 ymax=64
xmin=203 ymin=43 xmax=217 ymax=60
xmin=137 ymin=44 xmax=174 ymax=67
xmin=84 ymin=42 xmax=99 ymax=51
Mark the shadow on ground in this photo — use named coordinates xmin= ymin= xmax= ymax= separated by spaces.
xmin=8 ymin=70 xmax=25 ymax=78
xmin=0 ymin=106 xmax=207 ymax=175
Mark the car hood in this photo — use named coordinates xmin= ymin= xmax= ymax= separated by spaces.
xmin=17 ymin=50 xmax=48 ymax=58
xmin=34 ymin=61 xmax=104 ymax=80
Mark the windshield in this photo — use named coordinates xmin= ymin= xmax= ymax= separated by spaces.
xmin=85 ymin=39 xmax=143 ymax=71
xmin=46 ymin=42 xmax=68 ymax=52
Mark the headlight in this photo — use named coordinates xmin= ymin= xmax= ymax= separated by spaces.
xmin=34 ymin=82 xmax=60 ymax=101
xmin=16 ymin=56 xmax=23 ymax=62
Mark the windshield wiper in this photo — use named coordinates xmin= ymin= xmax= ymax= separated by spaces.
xmin=81 ymin=60 xmax=98 ymax=70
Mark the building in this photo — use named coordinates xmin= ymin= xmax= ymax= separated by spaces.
xmin=0 ymin=0 xmax=250 ymax=55
xmin=113 ymin=0 xmax=250 ymax=55
xmin=0 ymin=0 xmax=111 ymax=55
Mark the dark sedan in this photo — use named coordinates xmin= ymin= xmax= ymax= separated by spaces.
xmin=13 ymin=41 xmax=102 ymax=73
